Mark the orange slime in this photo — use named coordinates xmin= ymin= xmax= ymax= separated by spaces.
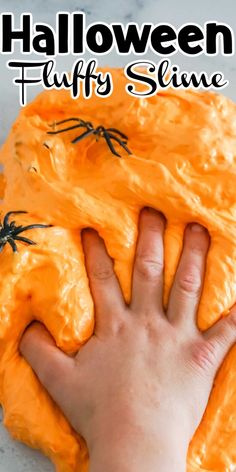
xmin=0 ymin=69 xmax=236 ymax=471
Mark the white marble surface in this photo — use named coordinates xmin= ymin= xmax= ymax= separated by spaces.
xmin=0 ymin=0 xmax=236 ymax=470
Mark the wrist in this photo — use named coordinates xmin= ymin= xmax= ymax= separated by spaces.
xmin=87 ymin=419 xmax=188 ymax=472
xmin=89 ymin=439 xmax=187 ymax=472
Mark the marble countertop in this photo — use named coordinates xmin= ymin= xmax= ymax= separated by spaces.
xmin=0 ymin=0 xmax=236 ymax=470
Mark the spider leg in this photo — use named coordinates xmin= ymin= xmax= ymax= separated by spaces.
xmin=94 ymin=127 xmax=104 ymax=141
xmin=13 ymin=236 xmax=36 ymax=245
xmin=106 ymin=128 xmax=128 ymax=141
xmin=108 ymin=133 xmax=132 ymax=155
xmin=8 ymin=238 xmax=18 ymax=253
xmin=49 ymin=118 xmax=86 ymax=126
xmin=96 ymin=126 xmax=105 ymax=135
xmin=86 ymin=122 xmax=93 ymax=129
xmin=103 ymin=131 xmax=121 ymax=158
xmin=118 ymin=141 xmax=132 ymax=155
xmin=3 ymin=211 xmax=27 ymax=228
xmin=13 ymin=224 xmax=52 ymax=236
xmin=47 ymin=123 xmax=87 ymax=135
xmin=71 ymin=128 xmax=96 ymax=144
xmin=0 ymin=243 xmax=5 ymax=253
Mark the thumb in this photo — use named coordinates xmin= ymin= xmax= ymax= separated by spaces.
xmin=204 ymin=306 xmax=236 ymax=367
xmin=20 ymin=322 xmax=76 ymax=411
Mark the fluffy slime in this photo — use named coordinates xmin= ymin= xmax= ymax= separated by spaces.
xmin=0 ymin=69 xmax=236 ymax=472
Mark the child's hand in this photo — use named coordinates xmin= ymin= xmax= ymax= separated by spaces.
xmin=20 ymin=209 xmax=236 ymax=472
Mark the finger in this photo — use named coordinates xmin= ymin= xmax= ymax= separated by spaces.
xmin=131 ymin=208 xmax=165 ymax=315
xmin=81 ymin=229 xmax=125 ymax=334
xmin=19 ymin=322 xmax=76 ymax=416
xmin=167 ymin=224 xmax=209 ymax=329
xmin=204 ymin=306 xmax=236 ymax=368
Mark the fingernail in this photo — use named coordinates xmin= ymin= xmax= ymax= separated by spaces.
xmin=144 ymin=207 xmax=157 ymax=215
xmin=82 ymin=227 xmax=95 ymax=235
xmin=190 ymin=223 xmax=205 ymax=233
xmin=144 ymin=207 xmax=166 ymax=223
xmin=81 ymin=228 xmax=95 ymax=240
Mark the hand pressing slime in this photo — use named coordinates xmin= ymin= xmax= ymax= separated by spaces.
xmin=0 ymin=68 xmax=236 ymax=471
xmin=19 ymin=211 xmax=236 ymax=472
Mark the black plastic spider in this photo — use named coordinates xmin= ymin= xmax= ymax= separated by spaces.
xmin=47 ymin=118 xmax=132 ymax=158
xmin=0 ymin=211 xmax=52 ymax=253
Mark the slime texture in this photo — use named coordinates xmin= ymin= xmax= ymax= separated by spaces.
xmin=0 ymin=69 xmax=236 ymax=471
